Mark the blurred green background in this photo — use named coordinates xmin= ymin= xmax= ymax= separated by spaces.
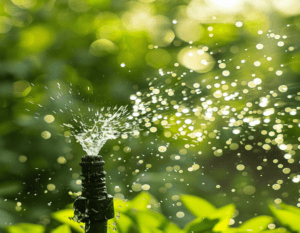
xmin=1 ymin=0 xmax=300 ymax=231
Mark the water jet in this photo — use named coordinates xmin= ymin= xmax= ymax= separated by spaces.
xmin=70 ymin=106 xmax=138 ymax=232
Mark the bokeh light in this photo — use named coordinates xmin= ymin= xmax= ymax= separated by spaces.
xmin=1 ymin=0 xmax=300 ymax=231
xmin=178 ymin=46 xmax=215 ymax=73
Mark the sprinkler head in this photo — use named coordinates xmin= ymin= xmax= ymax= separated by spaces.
xmin=74 ymin=155 xmax=114 ymax=233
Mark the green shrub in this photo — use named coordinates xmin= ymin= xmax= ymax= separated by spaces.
xmin=6 ymin=192 xmax=299 ymax=233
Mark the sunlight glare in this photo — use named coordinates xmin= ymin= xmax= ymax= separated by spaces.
xmin=210 ymin=0 xmax=240 ymax=8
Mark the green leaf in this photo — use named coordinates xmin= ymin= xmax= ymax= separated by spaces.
xmin=184 ymin=218 xmax=219 ymax=233
xmin=110 ymin=213 xmax=138 ymax=233
xmin=107 ymin=226 xmax=118 ymax=233
xmin=181 ymin=195 xmax=216 ymax=218
xmin=51 ymin=209 xmax=84 ymax=233
xmin=261 ymin=229 xmax=290 ymax=233
xmin=279 ymin=203 xmax=300 ymax=216
xmin=219 ymin=229 xmax=240 ymax=233
xmin=164 ymin=222 xmax=182 ymax=233
xmin=222 ymin=227 xmax=290 ymax=233
xmin=122 ymin=212 xmax=164 ymax=233
xmin=181 ymin=195 xmax=235 ymax=231
xmin=122 ymin=202 xmax=180 ymax=233
xmin=269 ymin=204 xmax=300 ymax=232
xmin=113 ymin=193 xmax=178 ymax=233
xmin=135 ymin=211 xmax=167 ymax=229
xmin=6 ymin=223 xmax=45 ymax=233
xmin=114 ymin=197 xmax=131 ymax=214
xmin=239 ymin=215 xmax=274 ymax=232
xmin=0 ymin=182 xmax=22 ymax=196
xmin=211 ymin=204 xmax=235 ymax=231
xmin=107 ymin=219 xmax=119 ymax=233
xmin=65 ymin=203 xmax=74 ymax=209
xmin=137 ymin=227 xmax=164 ymax=233
xmin=50 ymin=225 xmax=71 ymax=233
xmin=130 ymin=191 xmax=160 ymax=213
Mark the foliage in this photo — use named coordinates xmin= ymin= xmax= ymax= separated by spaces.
xmin=5 ymin=193 xmax=299 ymax=233
xmin=1 ymin=0 xmax=300 ymax=232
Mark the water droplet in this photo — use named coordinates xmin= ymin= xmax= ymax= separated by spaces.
xmin=176 ymin=211 xmax=185 ymax=218
xmin=235 ymin=21 xmax=243 ymax=27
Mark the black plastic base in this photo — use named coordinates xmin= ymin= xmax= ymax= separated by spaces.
xmin=86 ymin=221 xmax=107 ymax=233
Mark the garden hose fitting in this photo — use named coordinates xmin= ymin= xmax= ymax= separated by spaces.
xmin=74 ymin=155 xmax=114 ymax=233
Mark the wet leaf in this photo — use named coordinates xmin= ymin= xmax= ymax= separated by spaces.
xmin=269 ymin=203 xmax=300 ymax=232
xmin=222 ymin=228 xmax=289 ymax=233
xmin=110 ymin=213 xmax=138 ymax=233
xmin=184 ymin=217 xmax=219 ymax=233
xmin=114 ymin=195 xmax=180 ymax=233
xmin=239 ymin=215 xmax=274 ymax=232
xmin=51 ymin=209 xmax=84 ymax=233
xmin=163 ymin=222 xmax=181 ymax=233
xmin=279 ymin=203 xmax=300 ymax=216
xmin=50 ymin=225 xmax=71 ymax=233
xmin=135 ymin=210 xmax=179 ymax=233
xmin=181 ymin=195 xmax=235 ymax=231
xmin=181 ymin=194 xmax=216 ymax=218
xmin=6 ymin=223 xmax=45 ymax=233
xmin=130 ymin=191 xmax=160 ymax=213
xmin=211 ymin=204 xmax=235 ymax=231
xmin=219 ymin=229 xmax=240 ymax=233
xmin=114 ymin=198 xmax=131 ymax=214
xmin=261 ymin=229 xmax=290 ymax=233
xmin=135 ymin=211 xmax=166 ymax=228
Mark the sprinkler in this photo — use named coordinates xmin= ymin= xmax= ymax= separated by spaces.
xmin=73 ymin=155 xmax=114 ymax=233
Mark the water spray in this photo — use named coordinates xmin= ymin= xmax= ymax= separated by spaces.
xmin=73 ymin=155 xmax=114 ymax=233
xmin=69 ymin=106 xmax=139 ymax=232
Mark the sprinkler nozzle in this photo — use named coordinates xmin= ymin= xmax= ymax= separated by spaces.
xmin=74 ymin=155 xmax=114 ymax=233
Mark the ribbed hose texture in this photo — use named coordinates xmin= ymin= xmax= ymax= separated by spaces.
xmin=80 ymin=155 xmax=107 ymax=199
